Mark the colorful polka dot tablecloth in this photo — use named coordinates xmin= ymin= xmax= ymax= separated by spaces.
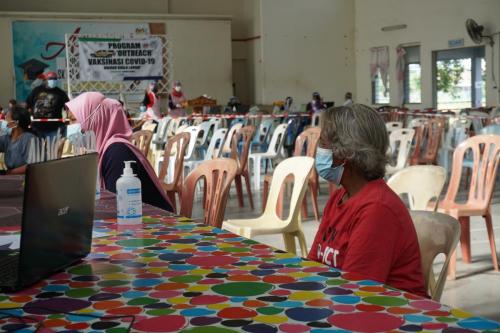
xmin=0 ymin=191 xmax=499 ymax=332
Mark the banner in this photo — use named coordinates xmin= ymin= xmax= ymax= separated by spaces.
xmin=12 ymin=21 xmax=151 ymax=101
xmin=78 ymin=36 xmax=163 ymax=81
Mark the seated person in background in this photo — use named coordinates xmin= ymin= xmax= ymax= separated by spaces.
xmin=343 ymin=92 xmax=353 ymax=106
xmin=0 ymin=107 xmax=36 ymax=175
xmin=225 ymin=96 xmax=241 ymax=113
xmin=308 ymin=104 xmax=428 ymax=298
xmin=66 ymin=92 xmax=174 ymax=212
xmin=8 ymin=99 xmax=17 ymax=110
xmin=307 ymin=91 xmax=326 ymax=112
xmin=141 ymin=81 xmax=162 ymax=121
xmin=168 ymin=80 xmax=187 ymax=117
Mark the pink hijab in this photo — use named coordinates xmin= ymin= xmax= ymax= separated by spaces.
xmin=66 ymin=92 xmax=171 ymax=207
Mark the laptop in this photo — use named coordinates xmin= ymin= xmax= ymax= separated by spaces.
xmin=0 ymin=153 xmax=97 ymax=291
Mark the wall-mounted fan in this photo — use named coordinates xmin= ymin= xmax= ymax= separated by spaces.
xmin=466 ymin=19 xmax=494 ymax=46
xmin=466 ymin=19 xmax=498 ymax=91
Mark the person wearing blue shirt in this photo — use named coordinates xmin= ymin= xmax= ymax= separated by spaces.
xmin=0 ymin=107 xmax=35 ymax=175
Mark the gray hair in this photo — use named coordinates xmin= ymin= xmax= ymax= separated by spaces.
xmin=320 ymin=104 xmax=389 ymax=180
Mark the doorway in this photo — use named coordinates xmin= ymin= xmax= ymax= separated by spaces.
xmin=433 ymin=46 xmax=485 ymax=109
xmin=232 ymin=59 xmax=250 ymax=105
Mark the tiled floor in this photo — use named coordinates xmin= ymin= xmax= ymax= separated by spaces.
xmin=191 ymin=181 xmax=500 ymax=321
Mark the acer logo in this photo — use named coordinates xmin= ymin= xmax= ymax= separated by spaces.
xmin=58 ymin=207 xmax=69 ymax=216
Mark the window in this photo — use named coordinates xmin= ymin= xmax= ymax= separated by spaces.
xmin=370 ymin=46 xmax=390 ymax=105
xmin=372 ymin=69 xmax=390 ymax=104
xmin=404 ymin=46 xmax=421 ymax=104
xmin=433 ymin=46 xmax=485 ymax=109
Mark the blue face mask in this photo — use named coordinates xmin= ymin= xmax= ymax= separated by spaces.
xmin=47 ymin=79 xmax=57 ymax=88
xmin=0 ymin=121 xmax=7 ymax=133
xmin=66 ymin=123 xmax=82 ymax=138
xmin=3 ymin=124 xmax=12 ymax=136
xmin=315 ymin=147 xmax=345 ymax=186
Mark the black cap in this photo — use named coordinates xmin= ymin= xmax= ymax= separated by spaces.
xmin=18 ymin=58 xmax=49 ymax=80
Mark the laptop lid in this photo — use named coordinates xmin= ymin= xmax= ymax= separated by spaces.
xmin=17 ymin=153 xmax=98 ymax=287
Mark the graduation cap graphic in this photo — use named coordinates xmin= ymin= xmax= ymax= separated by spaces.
xmin=18 ymin=58 xmax=49 ymax=80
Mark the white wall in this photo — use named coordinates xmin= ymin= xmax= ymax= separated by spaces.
xmin=166 ymin=18 xmax=233 ymax=103
xmin=0 ymin=0 xmax=168 ymax=13
xmin=260 ymin=0 xmax=355 ymax=105
xmin=355 ymin=0 xmax=500 ymax=108
xmin=169 ymin=0 xmax=259 ymax=104
xmin=0 ymin=18 xmax=14 ymax=108
xmin=0 ymin=12 xmax=232 ymax=107
xmin=169 ymin=0 xmax=357 ymax=105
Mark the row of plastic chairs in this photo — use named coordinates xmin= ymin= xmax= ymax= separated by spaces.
xmin=27 ymin=134 xmax=67 ymax=164
xmin=384 ymin=118 xmax=493 ymax=176
xmin=150 ymin=124 xmax=257 ymax=214
xmin=388 ymin=133 xmax=500 ymax=280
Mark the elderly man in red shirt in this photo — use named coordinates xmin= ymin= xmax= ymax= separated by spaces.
xmin=308 ymin=104 xmax=428 ymax=298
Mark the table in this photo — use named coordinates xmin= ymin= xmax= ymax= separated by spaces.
xmin=1 ymin=191 xmax=499 ymax=332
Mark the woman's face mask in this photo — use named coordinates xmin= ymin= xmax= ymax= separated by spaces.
xmin=315 ymin=147 xmax=345 ymax=186
xmin=66 ymin=123 xmax=82 ymax=138
xmin=0 ymin=121 xmax=10 ymax=135
xmin=47 ymin=79 xmax=57 ymax=88
xmin=174 ymin=86 xmax=182 ymax=92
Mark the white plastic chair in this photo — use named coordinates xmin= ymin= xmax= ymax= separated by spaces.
xmin=386 ymin=128 xmax=415 ymax=175
xmin=249 ymin=123 xmax=288 ymax=190
xmin=151 ymin=116 xmax=171 ymax=151
xmin=197 ymin=118 xmax=222 ymax=156
xmin=387 ymin=165 xmax=446 ymax=211
xmin=222 ymin=156 xmax=314 ymax=256
xmin=311 ymin=112 xmax=321 ymax=127
xmin=221 ymin=122 xmax=243 ymax=155
xmin=469 ymin=111 xmax=489 ymax=134
xmin=167 ymin=118 xmax=182 ymax=137
xmin=251 ymin=119 xmax=273 ymax=152
xmin=197 ymin=119 xmax=213 ymax=146
xmin=408 ymin=117 xmax=428 ymax=129
xmin=175 ymin=124 xmax=188 ymax=135
xmin=439 ymin=117 xmax=470 ymax=171
xmin=385 ymin=121 xmax=403 ymax=133
xmin=185 ymin=128 xmax=227 ymax=174
xmin=28 ymin=137 xmax=46 ymax=164
xmin=182 ymin=126 xmax=203 ymax=162
xmin=409 ymin=210 xmax=460 ymax=301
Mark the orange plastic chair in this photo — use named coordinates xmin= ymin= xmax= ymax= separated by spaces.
xmin=439 ymin=134 xmax=500 ymax=279
xmin=131 ymin=130 xmax=153 ymax=157
xmin=410 ymin=118 xmax=444 ymax=165
xmin=230 ymin=125 xmax=255 ymax=209
xmin=180 ymin=158 xmax=238 ymax=228
xmin=158 ymin=132 xmax=190 ymax=212
xmin=262 ymin=127 xmax=321 ymax=220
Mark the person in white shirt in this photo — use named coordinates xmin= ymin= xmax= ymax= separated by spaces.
xmin=343 ymin=92 xmax=353 ymax=106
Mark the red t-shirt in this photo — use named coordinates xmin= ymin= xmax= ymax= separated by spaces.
xmin=308 ymin=179 xmax=428 ymax=298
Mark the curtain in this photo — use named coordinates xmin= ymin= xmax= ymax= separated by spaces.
xmin=370 ymin=46 xmax=390 ymax=96
xmin=396 ymin=47 xmax=406 ymax=106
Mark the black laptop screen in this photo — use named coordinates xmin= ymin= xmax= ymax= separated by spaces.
xmin=18 ymin=154 xmax=97 ymax=286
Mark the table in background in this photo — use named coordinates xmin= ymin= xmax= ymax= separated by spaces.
xmin=0 ymin=190 xmax=499 ymax=332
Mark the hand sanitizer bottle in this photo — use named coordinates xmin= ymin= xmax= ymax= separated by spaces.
xmin=116 ymin=161 xmax=142 ymax=225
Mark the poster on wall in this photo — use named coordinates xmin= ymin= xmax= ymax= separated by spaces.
xmin=78 ymin=36 xmax=163 ymax=81
xmin=12 ymin=21 xmax=151 ymax=102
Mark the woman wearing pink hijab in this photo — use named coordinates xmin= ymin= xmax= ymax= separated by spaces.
xmin=66 ymin=92 xmax=173 ymax=212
